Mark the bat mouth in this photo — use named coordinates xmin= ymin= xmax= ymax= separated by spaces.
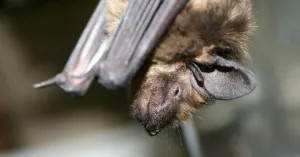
xmin=135 ymin=117 xmax=165 ymax=136
xmin=134 ymin=106 xmax=177 ymax=137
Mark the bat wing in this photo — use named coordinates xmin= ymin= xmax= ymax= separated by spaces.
xmin=33 ymin=0 xmax=107 ymax=96
xmin=33 ymin=0 xmax=189 ymax=95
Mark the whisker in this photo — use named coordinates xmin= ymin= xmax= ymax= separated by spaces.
xmin=177 ymin=126 xmax=183 ymax=146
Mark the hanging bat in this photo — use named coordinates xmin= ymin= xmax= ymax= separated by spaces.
xmin=33 ymin=0 xmax=256 ymax=136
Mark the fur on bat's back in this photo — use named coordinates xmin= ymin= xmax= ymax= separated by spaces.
xmin=106 ymin=0 xmax=254 ymax=63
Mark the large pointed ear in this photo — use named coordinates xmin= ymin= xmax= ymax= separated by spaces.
xmin=189 ymin=57 xmax=256 ymax=100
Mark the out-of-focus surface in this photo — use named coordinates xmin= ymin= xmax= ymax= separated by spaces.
xmin=0 ymin=0 xmax=299 ymax=157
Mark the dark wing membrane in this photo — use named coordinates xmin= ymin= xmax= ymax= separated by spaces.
xmin=33 ymin=0 xmax=189 ymax=94
xmin=33 ymin=0 xmax=107 ymax=96
xmin=96 ymin=0 xmax=189 ymax=89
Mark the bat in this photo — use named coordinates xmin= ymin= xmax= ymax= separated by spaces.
xmin=33 ymin=0 xmax=256 ymax=136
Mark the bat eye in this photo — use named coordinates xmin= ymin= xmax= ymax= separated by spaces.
xmin=174 ymin=86 xmax=181 ymax=97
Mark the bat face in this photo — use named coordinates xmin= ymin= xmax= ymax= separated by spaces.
xmin=132 ymin=67 xmax=184 ymax=136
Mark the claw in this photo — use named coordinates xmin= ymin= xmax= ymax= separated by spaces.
xmin=32 ymin=74 xmax=65 ymax=89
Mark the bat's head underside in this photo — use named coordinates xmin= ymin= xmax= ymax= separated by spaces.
xmin=130 ymin=0 xmax=256 ymax=135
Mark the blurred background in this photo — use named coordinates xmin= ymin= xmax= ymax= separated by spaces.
xmin=0 ymin=0 xmax=299 ymax=157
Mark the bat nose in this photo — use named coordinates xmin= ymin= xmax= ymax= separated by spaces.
xmin=145 ymin=126 xmax=161 ymax=136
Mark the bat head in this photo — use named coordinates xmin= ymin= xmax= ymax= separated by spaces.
xmin=132 ymin=57 xmax=255 ymax=135
xmin=131 ymin=0 xmax=256 ymax=135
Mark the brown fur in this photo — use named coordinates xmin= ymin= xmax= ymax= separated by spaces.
xmin=106 ymin=0 xmax=254 ymax=129
xmin=106 ymin=0 xmax=253 ymax=63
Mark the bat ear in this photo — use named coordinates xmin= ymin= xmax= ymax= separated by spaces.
xmin=190 ymin=57 xmax=256 ymax=100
